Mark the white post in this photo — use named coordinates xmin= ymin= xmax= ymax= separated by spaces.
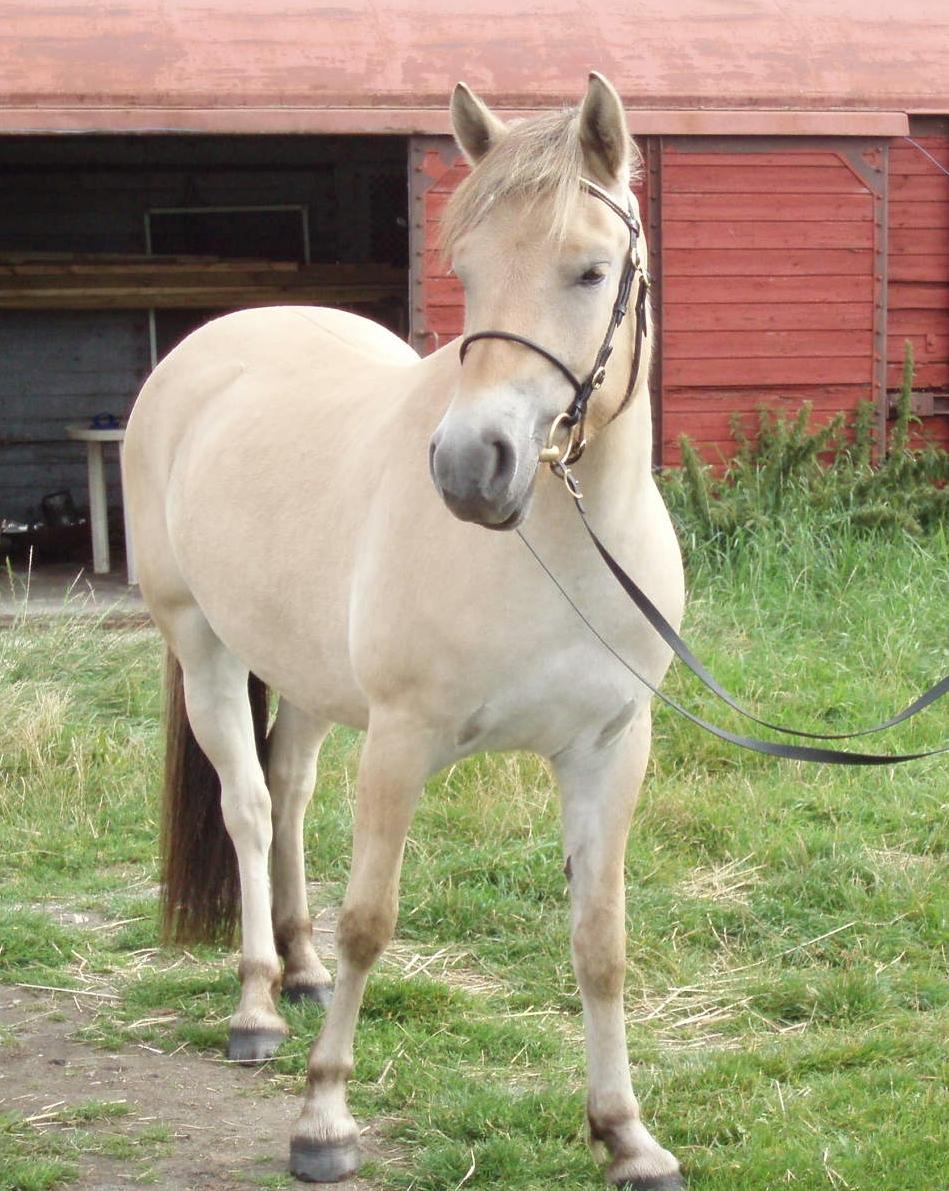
xmin=119 ymin=439 xmax=137 ymax=586
xmin=86 ymin=440 xmax=110 ymax=574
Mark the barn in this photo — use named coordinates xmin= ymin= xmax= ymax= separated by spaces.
xmin=1 ymin=0 xmax=947 ymax=571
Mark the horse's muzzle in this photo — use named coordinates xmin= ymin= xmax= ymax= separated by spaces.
xmin=428 ymin=428 xmax=527 ymax=529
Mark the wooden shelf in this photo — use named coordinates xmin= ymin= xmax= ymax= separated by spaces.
xmin=0 ymin=255 xmax=406 ymax=309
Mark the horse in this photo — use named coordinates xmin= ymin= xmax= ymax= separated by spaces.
xmin=124 ymin=72 xmax=686 ymax=1189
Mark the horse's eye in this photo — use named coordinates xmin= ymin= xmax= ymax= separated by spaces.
xmin=577 ymin=267 xmax=606 ymax=288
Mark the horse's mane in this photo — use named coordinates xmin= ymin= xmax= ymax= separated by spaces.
xmin=441 ymin=106 xmax=641 ymax=257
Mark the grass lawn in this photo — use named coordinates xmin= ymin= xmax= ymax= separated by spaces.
xmin=0 ymin=522 xmax=946 ymax=1190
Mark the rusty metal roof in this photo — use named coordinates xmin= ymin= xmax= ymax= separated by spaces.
xmin=1 ymin=0 xmax=945 ymax=135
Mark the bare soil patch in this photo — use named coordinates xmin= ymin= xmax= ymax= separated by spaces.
xmin=0 ymin=985 xmax=389 ymax=1190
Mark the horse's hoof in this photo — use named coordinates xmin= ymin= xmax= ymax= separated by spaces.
xmin=227 ymin=1027 xmax=287 ymax=1063
xmin=284 ymin=982 xmax=333 ymax=1009
xmin=616 ymin=1175 xmax=686 ymax=1190
xmin=290 ymin=1136 xmax=361 ymax=1183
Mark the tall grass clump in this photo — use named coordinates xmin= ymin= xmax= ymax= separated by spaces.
xmin=659 ymin=342 xmax=949 ymax=573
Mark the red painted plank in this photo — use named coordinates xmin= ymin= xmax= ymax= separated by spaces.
xmin=664 ymin=274 xmax=872 ymax=303
xmin=664 ymin=221 xmax=873 ymax=249
xmin=886 ymin=360 xmax=949 ymax=387
xmin=663 ymin=248 xmax=870 ymax=276
xmin=427 ymin=306 xmax=465 ymax=335
xmin=888 ymin=282 xmax=949 ymax=309
xmin=887 ymin=332 xmax=948 ymax=361
xmin=664 ymin=329 xmax=872 ymax=359
xmin=889 ymin=255 xmax=949 ymax=282
xmin=888 ymin=148 xmax=949 ymax=173
xmin=663 ymin=192 xmax=871 ymax=222
xmin=665 ymin=357 xmax=872 ymax=386
xmin=664 ymin=386 xmax=869 ymax=413
xmin=888 ymin=308 xmax=949 ymax=335
xmin=663 ymin=302 xmax=871 ymax=332
xmin=889 ymin=226 xmax=949 ymax=255
xmin=888 ymin=201 xmax=948 ymax=229
xmin=889 ymin=175 xmax=949 ymax=200
xmin=663 ymin=164 xmax=867 ymax=195
xmin=662 ymin=151 xmax=850 ymax=168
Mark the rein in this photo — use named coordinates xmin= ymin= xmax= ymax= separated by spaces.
xmin=470 ymin=176 xmax=947 ymax=765
xmin=459 ymin=177 xmax=650 ymax=467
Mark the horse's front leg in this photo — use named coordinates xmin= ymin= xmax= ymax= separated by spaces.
xmin=553 ymin=709 xmax=684 ymax=1190
xmin=289 ymin=710 xmax=432 ymax=1182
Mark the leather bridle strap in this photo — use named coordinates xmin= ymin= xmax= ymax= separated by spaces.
xmin=458 ymin=177 xmax=648 ymax=460
xmin=518 ymin=508 xmax=948 ymax=766
xmin=460 ymin=330 xmax=584 ymax=396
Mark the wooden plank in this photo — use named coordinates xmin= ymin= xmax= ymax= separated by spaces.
xmin=662 ymin=385 xmax=868 ymax=413
xmin=424 ymin=276 xmax=464 ymax=304
xmin=662 ymin=164 xmax=867 ymax=195
xmin=889 ymin=227 xmax=949 ymax=255
xmin=889 ymin=282 xmax=949 ymax=309
xmin=664 ymin=329 xmax=872 ymax=359
xmin=888 ymin=148 xmax=949 ymax=173
xmin=889 ymin=174 xmax=949 ymax=200
xmin=661 ymin=151 xmax=850 ymax=168
xmin=427 ymin=306 xmax=465 ymax=335
xmin=663 ymin=221 xmax=873 ymax=249
xmin=663 ymin=192 xmax=870 ymax=222
xmin=888 ymin=307 xmax=949 ymax=335
xmin=663 ymin=302 xmax=871 ymax=332
xmin=888 ymin=201 xmax=948 ymax=229
xmin=0 ymin=260 xmax=407 ymax=308
xmin=663 ymin=274 xmax=871 ymax=303
xmin=887 ymin=332 xmax=948 ymax=361
xmin=665 ymin=356 xmax=871 ymax=387
xmin=886 ymin=360 xmax=949 ymax=388
xmin=888 ymin=255 xmax=949 ymax=282
xmin=663 ymin=248 xmax=870 ymax=276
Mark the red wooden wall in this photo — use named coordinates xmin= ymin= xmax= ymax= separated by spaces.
xmin=409 ymin=133 xmax=947 ymax=465
xmin=886 ymin=132 xmax=949 ymax=449
xmin=658 ymin=139 xmax=883 ymax=465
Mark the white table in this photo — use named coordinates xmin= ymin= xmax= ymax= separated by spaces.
xmin=66 ymin=425 xmax=137 ymax=585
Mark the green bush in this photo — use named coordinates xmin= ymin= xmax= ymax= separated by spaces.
xmin=659 ymin=342 xmax=948 ymax=562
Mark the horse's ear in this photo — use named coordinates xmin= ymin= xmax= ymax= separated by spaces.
xmin=578 ymin=72 xmax=630 ymax=184
xmin=451 ymin=82 xmax=507 ymax=165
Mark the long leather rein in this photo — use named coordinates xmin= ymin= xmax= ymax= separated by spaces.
xmin=457 ymin=176 xmax=947 ymax=765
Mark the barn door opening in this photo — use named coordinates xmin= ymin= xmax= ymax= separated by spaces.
xmin=0 ymin=132 xmax=410 ymax=579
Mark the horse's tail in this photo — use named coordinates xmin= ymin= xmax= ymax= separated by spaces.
xmin=159 ymin=650 xmax=269 ymax=945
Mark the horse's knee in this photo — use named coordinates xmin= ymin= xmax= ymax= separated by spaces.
xmin=220 ymin=780 xmax=272 ymax=847
xmin=572 ymin=908 xmax=626 ymax=1000
xmin=337 ymin=899 xmax=396 ymax=968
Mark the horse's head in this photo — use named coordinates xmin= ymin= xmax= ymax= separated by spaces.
xmin=429 ymin=72 xmax=648 ymax=530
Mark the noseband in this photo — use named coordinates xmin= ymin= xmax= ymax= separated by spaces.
xmin=458 ymin=177 xmax=650 ymax=471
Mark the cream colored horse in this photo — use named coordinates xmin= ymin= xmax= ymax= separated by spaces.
xmin=125 ymin=74 xmax=685 ymax=1189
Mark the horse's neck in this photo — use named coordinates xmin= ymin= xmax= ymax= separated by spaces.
xmin=574 ymin=388 xmax=654 ymax=529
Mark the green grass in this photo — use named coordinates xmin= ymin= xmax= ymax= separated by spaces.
xmin=0 ymin=521 xmax=946 ymax=1189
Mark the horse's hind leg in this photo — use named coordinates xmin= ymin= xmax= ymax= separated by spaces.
xmin=167 ymin=607 xmax=288 ymax=1062
xmin=289 ymin=711 xmax=432 ymax=1182
xmin=268 ymin=698 xmax=333 ymax=1005
xmin=554 ymin=710 xmax=684 ymax=1190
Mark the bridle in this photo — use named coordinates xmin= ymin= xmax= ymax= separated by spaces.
xmin=458 ymin=177 xmax=650 ymax=477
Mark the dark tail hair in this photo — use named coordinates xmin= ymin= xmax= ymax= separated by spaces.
xmin=159 ymin=650 xmax=269 ymax=945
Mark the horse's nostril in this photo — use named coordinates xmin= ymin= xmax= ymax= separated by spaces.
xmin=428 ymin=438 xmax=438 ymax=482
xmin=488 ymin=436 xmax=516 ymax=490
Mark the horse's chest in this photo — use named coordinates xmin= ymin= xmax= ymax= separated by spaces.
xmin=446 ymin=631 xmax=650 ymax=761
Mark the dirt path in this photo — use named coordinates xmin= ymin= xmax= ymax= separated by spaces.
xmin=0 ymin=984 xmax=389 ymax=1190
